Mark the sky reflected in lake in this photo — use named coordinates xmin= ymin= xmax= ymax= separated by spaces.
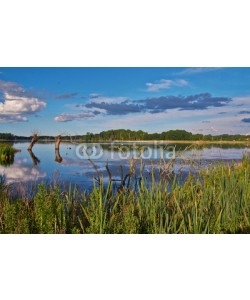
xmin=0 ymin=142 xmax=249 ymax=189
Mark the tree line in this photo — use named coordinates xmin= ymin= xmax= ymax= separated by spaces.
xmin=1 ymin=129 xmax=250 ymax=142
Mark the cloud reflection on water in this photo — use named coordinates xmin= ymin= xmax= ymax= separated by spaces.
xmin=0 ymin=158 xmax=46 ymax=183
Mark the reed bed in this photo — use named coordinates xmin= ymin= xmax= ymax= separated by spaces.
xmin=0 ymin=155 xmax=249 ymax=233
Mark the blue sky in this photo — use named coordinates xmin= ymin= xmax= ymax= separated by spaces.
xmin=0 ymin=67 xmax=250 ymax=136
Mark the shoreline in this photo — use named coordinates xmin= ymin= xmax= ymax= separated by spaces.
xmin=1 ymin=139 xmax=250 ymax=145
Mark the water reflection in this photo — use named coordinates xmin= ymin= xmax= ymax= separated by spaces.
xmin=55 ymin=148 xmax=63 ymax=163
xmin=0 ymin=156 xmax=14 ymax=167
xmin=0 ymin=142 xmax=249 ymax=187
xmin=0 ymin=144 xmax=15 ymax=167
xmin=0 ymin=158 xmax=46 ymax=183
xmin=28 ymin=149 xmax=40 ymax=165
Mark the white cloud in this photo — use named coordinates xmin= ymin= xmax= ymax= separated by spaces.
xmin=55 ymin=96 xmax=133 ymax=122
xmin=79 ymin=106 xmax=107 ymax=114
xmin=54 ymin=113 xmax=96 ymax=122
xmin=88 ymin=96 xmax=129 ymax=104
xmin=232 ymin=96 xmax=250 ymax=106
xmin=0 ymin=115 xmax=28 ymax=123
xmin=0 ymin=80 xmax=23 ymax=94
xmin=177 ymin=67 xmax=223 ymax=75
xmin=146 ymin=79 xmax=188 ymax=92
xmin=0 ymin=80 xmax=46 ymax=123
xmin=0 ymin=93 xmax=46 ymax=114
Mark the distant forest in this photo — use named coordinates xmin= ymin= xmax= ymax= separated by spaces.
xmin=1 ymin=129 xmax=250 ymax=142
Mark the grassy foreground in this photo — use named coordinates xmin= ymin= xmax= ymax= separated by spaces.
xmin=0 ymin=155 xmax=249 ymax=234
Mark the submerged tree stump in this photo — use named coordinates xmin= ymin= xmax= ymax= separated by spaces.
xmin=55 ymin=135 xmax=62 ymax=150
xmin=27 ymin=134 xmax=39 ymax=151
xmin=55 ymin=135 xmax=63 ymax=163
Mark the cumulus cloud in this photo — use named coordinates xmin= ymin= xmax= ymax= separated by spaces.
xmin=137 ymin=93 xmax=231 ymax=111
xmin=54 ymin=113 xmax=96 ymax=122
xmin=98 ymin=96 xmax=250 ymax=135
xmin=56 ymin=93 xmax=232 ymax=122
xmin=85 ymin=100 xmax=141 ymax=115
xmin=0 ymin=93 xmax=46 ymax=114
xmin=0 ymin=80 xmax=24 ymax=95
xmin=85 ymin=93 xmax=231 ymax=115
xmin=0 ymin=80 xmax=46 ymax=123
xmin=146 ymin=79 xmax=188 ymax=92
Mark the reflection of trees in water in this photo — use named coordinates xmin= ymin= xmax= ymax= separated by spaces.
xmin=28 ymin=149 xmax=40 ymax=166
xmin=101 ymin=142 xmax=249 ymax=152
xmin=0 ymin=156 xmax=14 ymax=167
xmin=55 ymin=148 xmax=63 ymax=163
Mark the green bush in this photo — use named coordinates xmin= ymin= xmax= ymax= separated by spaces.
xmin=0 ymin=144 xmax=16 ymax=166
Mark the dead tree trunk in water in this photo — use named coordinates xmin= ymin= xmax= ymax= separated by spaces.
xmin=27 ymin=134 xmax=39 ymax=150
xmin=55 ymin=135 xmax=62 ymax=150
xmin=55 ymin=135 xmax=63 ymax=163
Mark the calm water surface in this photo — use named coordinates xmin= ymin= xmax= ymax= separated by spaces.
xmin=0 ymin=142 xmax=249 ymax=189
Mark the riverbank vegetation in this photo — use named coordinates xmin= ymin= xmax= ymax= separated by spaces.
xmin=0 ymin=155 xmax=249 ymax=234
xmin=0 ymin=144 xmax=17 ymax=166
xmin=1 ymin=129 xmax=250 ymax=142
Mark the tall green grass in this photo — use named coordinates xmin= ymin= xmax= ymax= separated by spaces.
xmin=0 ymin=155 xmax=249 ymax=233
xmin=0 ymin=144 xmax=16 ymax=166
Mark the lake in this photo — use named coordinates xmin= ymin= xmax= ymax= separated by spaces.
xmin=0 ymin=142 xmax=249 ymax=191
